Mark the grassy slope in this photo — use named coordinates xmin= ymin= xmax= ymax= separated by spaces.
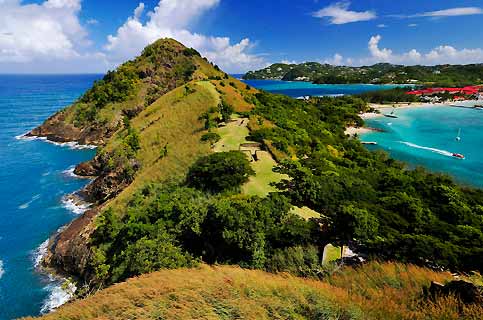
xmin=106 ymin=80 xmax=219 ymax=211
xmin=27 ymin=262 xmax=483 ymax=320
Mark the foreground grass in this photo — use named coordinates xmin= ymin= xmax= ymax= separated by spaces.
xmin=27 ymin=262 xmax=482 ymax=320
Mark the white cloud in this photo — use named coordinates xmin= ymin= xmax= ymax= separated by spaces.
xmin=361 ymin=35 xmax=483 ymax=66
xmin=0 ymin=0 xmax=84 ymax=62
xmin=414 ymin=7 xmax=483 ymax=18
xmin=368 ymin=35 xmax=392 ymax=61
xmin=0 ymin=0 xmax=266 ymax=73
xmin=313 ymin=1 xmax=376 ymax=25
xmin=0 ymin=0 xmax=108 ymax=72
xmin=408 ymin=23 xmax=418 ymax=27
xmin=390 ymin=7 xmax=483 ymax=19
xmin=281 ymin=59 xmax=298 ymax=65
xmin=324 ymin=53 xmax=343 ymax=65
xmin=104 ymin=0 xmax=266 ymax=73
xmin=86 ymin=19 xmax=99 ymax=25
xmin=377 ymin=24 xmax=387 ymax=28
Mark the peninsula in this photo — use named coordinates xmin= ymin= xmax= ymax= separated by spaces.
xmin=27 ymin=38 xmax=483 ymax=319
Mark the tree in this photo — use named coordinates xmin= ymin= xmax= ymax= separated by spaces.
xmin=187 ymin=151 xmax=255 ymax=193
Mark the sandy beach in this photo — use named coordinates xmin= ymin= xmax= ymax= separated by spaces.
xmin=346 ymin=100 xmax=479 ymax=137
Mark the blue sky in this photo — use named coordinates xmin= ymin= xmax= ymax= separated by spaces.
xmin=1 ymin=0 xmax=482 ymax=73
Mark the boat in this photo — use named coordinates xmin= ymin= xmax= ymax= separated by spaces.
xmin=452 ymin=153 xmax=465 ymax=159
xmin=384 ymin=107 xmax=398 ymax=119
xmin=362 ymin=141 xmax=378 ymax=145
xmin=455 ymin=128 xmax=461 ymax=141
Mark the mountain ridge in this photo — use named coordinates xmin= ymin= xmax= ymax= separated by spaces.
xmin=243 ymin=62 xmax=483 ymax=86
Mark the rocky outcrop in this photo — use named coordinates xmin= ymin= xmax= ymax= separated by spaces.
xmin=27 ymin=110 xmax=117 ymax=145
xmin=427 ymin=280 xmax=483 ymax=304
xmin=42 ymin=209 xmax=98 ymax=281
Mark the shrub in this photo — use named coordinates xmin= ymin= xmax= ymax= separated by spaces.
xmin=201 ymin=132 xmax=221 ymax=144
xmin=187 ymin=151 xmax=255 ymax=193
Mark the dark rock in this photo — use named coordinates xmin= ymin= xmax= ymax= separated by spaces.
xmin=427 ymin=280 xmax=483 ymax=304
xmin=74 ymin=161 xmax=99 ymax=177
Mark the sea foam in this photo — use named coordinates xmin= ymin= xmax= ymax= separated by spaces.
xmin=40 ymin=275 xmax=76 ymax=314
xmin=33 ymin=238 xmax=76 ymax=314
xmin=61 ymin=195 xmax=91 ymax=215
xmin=400 ymin=141 xmax=454 ymax=158
xmin=15 ymin=133 xmax=97 ymax=150
xmin=18 ymin=194 xmax=41 ymax=210
xmin=0 ymin=260 xmax=5 ymax=279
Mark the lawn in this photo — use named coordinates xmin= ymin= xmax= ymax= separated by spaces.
xmin=213 ymin=116 xmax=250 ymax=152
xmin=242 ymin=151 xmax=286 ymax=197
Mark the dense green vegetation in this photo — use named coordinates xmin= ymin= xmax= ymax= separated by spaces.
xmin=187 ymin=151 xmax=255 ymax=193
xmin=87 ymin=90 xmax=483 ymax=288
xmin=356 ymin=87 xmax=421 ymax=104
xmin=250 ymin=92 xmax=483 ymax=271
xmin=244 ymin=62 xmax=483 ymax=86
xmin=91 ymin=186 xmax=319 ymax=284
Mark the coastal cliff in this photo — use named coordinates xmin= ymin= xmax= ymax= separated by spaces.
xmin=32 ymin=38 xmax=228 ymax=283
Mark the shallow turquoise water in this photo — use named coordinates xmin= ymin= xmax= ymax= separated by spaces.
xmin=362 ymin=104 xmax=483 ymax=188
xmin=241 ymin=78 xmax=404 ymax=98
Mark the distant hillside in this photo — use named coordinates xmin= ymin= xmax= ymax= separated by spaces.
xmin=244 ymin=62 xmax=483 ymax=86
xmin=25 ymin=262 xmax=483 ymax=320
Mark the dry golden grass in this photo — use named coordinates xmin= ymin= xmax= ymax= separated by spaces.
xmin=107 ymin=81 xmax=219 ymax=211
xmin=26 ymin=262 xmax=483 ymax=320
xmin=211 ymin=79 xmax=258 ymax=113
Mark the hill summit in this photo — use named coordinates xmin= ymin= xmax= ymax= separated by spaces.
xmin=29 ymin=39 xmax=224 ymax=145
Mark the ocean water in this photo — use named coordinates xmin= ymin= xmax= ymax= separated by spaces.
xmin=240 ymin=77 xmax=404 ymax=98
xmin=361 ymin=103 xmax=483 ymax=188
xmin=0 ymin=75 xmax=100 ymax=319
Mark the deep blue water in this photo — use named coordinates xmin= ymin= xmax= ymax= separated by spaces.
xmin=0 ymin=75 xmax=101 ymax=319
xmin=238 ymin=76 xmax=404 ymax=98
xmin=361 ymin=104 xmax=483 ymax=188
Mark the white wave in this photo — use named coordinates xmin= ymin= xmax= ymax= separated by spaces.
xmin=15 ymin=132 xmax=96 ymax=150
xmin=18 ymin=194 xmax=41 ymax=210
xmin=15 ymin=133 xmax=47 ymax=141
xmin=61 ymin=196 xmax=91 ymax=215
xmin=0 ymin=260 xmax=4 ymax=279
xmin=62 ymin=166 xmax=77 ymax=178
xmin=33 ymin=239 xmax=50 ymax=269
xmin=40 ymin=276 xmax=76 ymax=314
xmin=400 ymin=141 xmax=454 ymax=157
xmin=48 ymin=141 xmax=97 ymax=150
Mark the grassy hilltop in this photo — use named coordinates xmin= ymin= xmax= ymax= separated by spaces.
xmin=29 ymin=38 xmax=483 ymax=319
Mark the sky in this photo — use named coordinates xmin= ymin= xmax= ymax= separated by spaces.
xmin=0 ymin=0 xmax=483 ymax=73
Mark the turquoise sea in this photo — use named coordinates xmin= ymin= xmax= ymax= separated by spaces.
xmin=0 ymin=75 xmax=100 ymax=319
xmin=361 ymin=104 xmax=483 ymax=188
xmin=239 ymin=77 xmax=404 ymax=98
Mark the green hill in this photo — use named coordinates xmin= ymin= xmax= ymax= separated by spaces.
xmin=244 ymin=62 xmax=483 ymax=86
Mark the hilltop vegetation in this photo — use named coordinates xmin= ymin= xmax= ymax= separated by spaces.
xmin=28 ymin=262 xmax=483 ymax=320
xmin=244 ymin=62 xmax=483 ymax=87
